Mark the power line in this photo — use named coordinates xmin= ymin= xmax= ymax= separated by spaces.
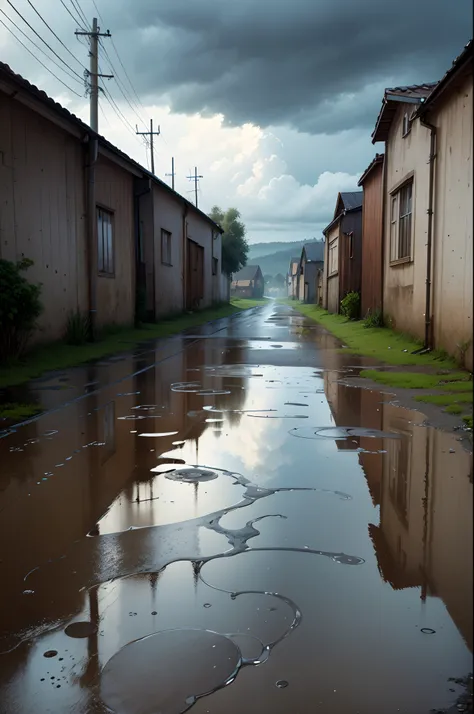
xmin=70 ymin=0 xmax=89 ymax=29
xmin=92 ymin=0 xmax=150 ymax=122
xmin=0 ymin=8 xmax=84 ymax=87
xmin=23 ymin=0 xmax=88 ymax=73
xmin=5 ymin=0 xmax=86 ymax=81
xmin=59 ymin=0 xmax=85 ymax=28
xmin=0 ymin=17 xmax=83 ymax=98
xmin=99 ymin=39 xmax=149 ymax=127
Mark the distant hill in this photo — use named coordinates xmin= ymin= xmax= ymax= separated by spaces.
xmin=247 ymin=240 xmax=324 ymax=277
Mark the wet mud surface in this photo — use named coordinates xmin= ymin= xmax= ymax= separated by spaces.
xmin=0 ymin=303 xmax=472 ymax=713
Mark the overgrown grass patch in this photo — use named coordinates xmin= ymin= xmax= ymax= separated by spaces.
xmin=230 ymin=297 xmax=269 ymax=309
xmin=463 ymin=415 xmax=473 ymax=429
xmin=360 ymin=370 xmax=470 ymax=390
xmin=0 ymin=301 xmax=256 ymax=389
xmin=444 ymin=404 xmax=464 ymax=415
xmin=0 ymin=402 xmax=42 ymax=420
xmin=414 ymin=392 xmax=473 ymax=407
xmin=283 ymin=301 xmax=457 ymax=369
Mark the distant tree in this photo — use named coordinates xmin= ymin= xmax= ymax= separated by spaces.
xmin=274 ymin=273 xmax=286 ymax=289
xmin=209 ymin=206 xmax=249 ymax=275
xmin=264 ymin=274 xmax=273 ymax=286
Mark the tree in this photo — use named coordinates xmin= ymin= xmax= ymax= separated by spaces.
xmin=209 ymin=206 xmax=248 ymax=276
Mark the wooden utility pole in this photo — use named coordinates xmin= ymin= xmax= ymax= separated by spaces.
xmin=136 ymin=119 xmax=160 ymax=175
xmin=186 ymin=167 xmax=203 ymax=208
xmin=75 ymin=18 xmax=112 ymax=133
xmin=165 ymin=157 xmax=176 ymax=190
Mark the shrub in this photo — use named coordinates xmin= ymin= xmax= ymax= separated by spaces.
xmin=65 ymin=310 xmax=90 ymax=345
xmin=364 ymin=308 xmax=384 ymax=328
xmin=340 ymin=291 xmax=360 ymax=320
xmin=0 ymin=258 xmax=42 ymax=361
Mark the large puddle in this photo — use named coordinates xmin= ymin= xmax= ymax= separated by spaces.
xmin=0 ymin=304 xmax=472 ymax=714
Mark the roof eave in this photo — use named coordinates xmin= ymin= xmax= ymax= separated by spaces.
xmin=417 ymin=50 xmax=473 ymax=116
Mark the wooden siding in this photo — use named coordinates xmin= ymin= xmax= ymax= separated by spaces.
xmin=95 ymin=155 xmax=135 ymax=329
xmin=339 ymin=210 xmax=363 ymax=308
xmin=0 ymin=94 xmax=87 ymax=342
xmin=360 ymin=161 xmax=384 ymax=316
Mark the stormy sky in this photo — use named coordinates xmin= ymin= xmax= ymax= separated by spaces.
xmin=1 ymin=0 xmax=471 ymax=243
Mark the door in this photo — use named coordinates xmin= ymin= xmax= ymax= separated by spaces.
xmin=187 ymin=239 xmax=204 ymax=310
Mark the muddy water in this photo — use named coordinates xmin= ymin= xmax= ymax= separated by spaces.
xmin=0 ymin=303 xmax=472 ymax=714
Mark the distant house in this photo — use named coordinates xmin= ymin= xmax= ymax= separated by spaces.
xmin=322 ymin=192 xmax=363 ymax=314
xmin=231 ymin=265 xmax=264 ymax=298
xmin=358 ymin=153 xmax=384 ymax=317
xmin=288 ymin=256 xmax=300 ymax=299
xmin=372 ymin=40 xmax=473 ymax=368
xmin=298 ymin=242 xmax=324 ymax=304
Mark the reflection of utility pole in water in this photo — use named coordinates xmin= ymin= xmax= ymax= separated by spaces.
xmin=420 ymin=432 xmax=431 ymax=604
xmin=79 ymin=587 xmax=100 ymax=688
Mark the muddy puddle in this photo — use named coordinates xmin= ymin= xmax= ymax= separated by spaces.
xmin=0 ymin=303 xmax=472 ymax=714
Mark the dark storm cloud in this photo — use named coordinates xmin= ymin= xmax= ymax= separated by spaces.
xmin=111 ymin=0 xmax=471 ymax=133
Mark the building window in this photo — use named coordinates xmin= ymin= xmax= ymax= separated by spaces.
xmin=348 ymin=232 xmax=354 ymax=259
xmin=402 ymin=112 xmax=411 ymax=137
xmin=161 ymin=229 xmax=172 ymax=265
xmin=212 ymin=257 xmax=218 ymax=276
xmin=97 ymin=207 xmax=114 ymax=275
xmin=328 ymin=238 xmax=338 ymax=275
xmin=390 ymin=180 xmax=413 ymax=262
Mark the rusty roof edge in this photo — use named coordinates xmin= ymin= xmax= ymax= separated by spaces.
xmin=0 ymin=61 xmax=224 ymax=234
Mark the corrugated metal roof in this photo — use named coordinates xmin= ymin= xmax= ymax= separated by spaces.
xmin=232 ymin=265 xmax=261 ymax=281
xmin=371 ymin=82 xmax=437 ymax=144
xmin=418 ymin=39 xmax=473 ymax=114
xmin=0 ymin=62 xmax=223 ymax=233
xmin=340 ymin=191 xmax=363 ymax=211
xmin=358 ymin=153 xmax=384 ymax=187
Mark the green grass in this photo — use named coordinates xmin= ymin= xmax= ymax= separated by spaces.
xmin=360 ymin=370 xmax=470 ymax=390
xmin=444 ymin=404 xmax=464 ymax=415
xmin=463 ymin=415 xmax=473 ymax=429
xmin=230 ymin=297 xmax=269 ymax=309
xmin=283 ymin=301 xmax=457 ymax=368
xmin=0 ymin=402 xmax=42 ymax=420
xmin=0 ymin=301 xmax=259 ymax=389
xmin=414 ymin=392 xmax=473 ymax=407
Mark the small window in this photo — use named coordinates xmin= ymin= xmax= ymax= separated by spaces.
xmin=390 ymin=179 xmax=413 ymax=262
xmin=97 ymin=207 xmax=114 ymax=275
xmin=212 ymin=257 xmax=218 ymax=276
xmin=328 ymin=238 xmax=338 ymax=275
xmin=348 ymin=232 xmax=354 ymax=259
xmin=161 ymin=229 xmax=172 ymax=265
xmin=402 ymin=112 xmax=411 ymax=137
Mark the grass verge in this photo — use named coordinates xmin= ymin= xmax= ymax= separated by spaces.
xmin=0 ymin=402 xmax=43 ymax=420
xmin=414 ymin=392 xmax=473 ymax=407
xmin=283 ymin=301 xmax=457 ymax=368
xmin=359 ymin=370 xmax=470 ymax=390
xmin=463 ymin=415 xmax=473 ymax=429
xmin=0 ymin=300 xmax=262 ymax=390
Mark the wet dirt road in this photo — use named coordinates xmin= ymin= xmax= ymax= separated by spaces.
xmin=0 ymin=302 xmax=472 ymax=714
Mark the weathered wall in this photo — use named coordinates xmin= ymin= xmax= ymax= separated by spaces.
xmin=325 ymin=223 xmax=340 ymax=313
xmin=95 ymin=154 xmax=135 ymax=329
xmin=0 ymin=93 xmax=87 ymax=342
xmin=339 ymin=210 xmax=363 ymax=303
xmin=382 ymin=103 xmax=431 ymax=338
xmin=186 ymin=209 xmax=214 ymax=309
xmin=361 ymin=161 xmax=384 ymax=316
xmin=152 ymin=186 xmax=184 ymax=317
xmin=430 ymin=73 xmax=473 ymax=370
xmin=304 ymin=261 xmax=323 ymax=303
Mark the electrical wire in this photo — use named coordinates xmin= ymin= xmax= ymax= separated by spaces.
xmin=0 ymin=17 xmax=83 ymax=98
xmin=5 ymin=1 xmax=86 ymax=81
xmin=59 ymin=0 xmax=85 ymax=29
xmin=0 ymin=9 xmax=84 ymax=87
xmin=99 ymin=38 xmax=149 ymax=128
xmin=92 ymin=0 xmax=150 ymax=122
xmin=70 ymin=0 xmax=89 ymax=29
xmin=22 ymin=0 xmax=88 ymax=72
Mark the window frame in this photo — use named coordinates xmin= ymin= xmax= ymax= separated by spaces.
xmin=97 ymin=206 xmax=115 ymax=277
xmin=348 ymin=231 xmax=354 ymax=259
xmin=161 ymin=228 xmax=172 ymax=266
xmin=212 ymin=257 xmax=218 ymax=276
xmin=402 ymin=112 xmax=411 ymax=138
xmin=328 ymin=237 xmax=339 ymax=276
xmin=389 ymin=178 xmax=414 ymax=265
